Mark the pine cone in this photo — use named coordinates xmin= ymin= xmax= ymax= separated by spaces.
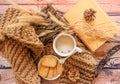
xmin=84 ymin=8 xmax=96 ymax=22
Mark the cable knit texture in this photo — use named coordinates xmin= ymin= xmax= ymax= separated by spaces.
xmin=58 ymin=52 xmax=97 ymax=84
xmin=58 ymin=38 xmax=97 ymax=84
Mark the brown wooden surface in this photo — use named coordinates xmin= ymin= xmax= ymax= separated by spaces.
xmin=0 ymin=0 xmax=120 ymax=84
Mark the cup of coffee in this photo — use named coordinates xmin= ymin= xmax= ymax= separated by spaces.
xmin=53 ymin=33 xmax=82 ymax=57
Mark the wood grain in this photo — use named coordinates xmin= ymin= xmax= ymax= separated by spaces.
xmin=0 ymin=0 xmax=120 ymax=84
xmin=0 ymin=0 xmax=120 ymax=15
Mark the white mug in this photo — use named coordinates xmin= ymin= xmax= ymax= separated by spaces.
xmin=53 ymin=33 xmax=82 ymax=57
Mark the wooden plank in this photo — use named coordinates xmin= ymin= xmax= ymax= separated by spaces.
xmin=0 ymin=56 xmax=10 ymax=67
xmin=0 ymin=0 xmax=37 ymax=4
xmin=0 ymin=69 xmax=16 ymax=84
xmin=0 ymin=0 xmax=78 ymax=5
xmin=1 ymin=0 xmax=120 ymax=5
xmin=0 ymin=5 xmax=41 ymax=15
xmin=98 ymin=4 xmax=120 ymax=15
xmin=94 ymin=70 xmax=120 ymax=84
xmin=110 ymin=16 xmax=120 ymax=27
xmin=111 ymin=4 xmax=120 ymax=13
xmin=0 ymin=4 xmax=120 ymax=15
xmin=0 ymin=4 xmax=74 ymax=15
xmin=0 ymin=0 xmax=120 ymax=15
xmin=97 ymin=0 xmax=120 ymax=4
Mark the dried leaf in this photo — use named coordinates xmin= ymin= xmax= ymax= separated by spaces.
xmin=6 ymin=0 xmax=47 ymax=16
xmin=17 ymin=16 xmax=48 ymax=25
xmin=7 ymin=23 xmax=30 ymax=28
xmin=38 ymin=30 xmax=54 ymax=37
xmin=48 ymin=11 xmax=66 ymax=26
xmin=62 ymin=30 xmax=74 ymax=34
xmin=17 ymin=16 xmax=45 ymax=21
xmin=34 ymin=10 xmax=47 ymax=17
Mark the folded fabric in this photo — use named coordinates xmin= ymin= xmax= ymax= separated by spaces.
xmin=0 ymin=8 xmax=43 ymax=84
xmin=58 ymin=52 xmax=97 ymax=84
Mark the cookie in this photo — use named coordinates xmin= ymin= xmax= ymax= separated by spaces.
xmin=53 ymin=66 xmax=58 ymax=77
xmin=56 ymin=62 xmax=63 ymax=75
xmin=47 ymin=67 xmax=54 ymax=78
xmin=41 ymin=55 xmax=57 ymax=67
xmin=38 ymin=64 xmax=49 ymax=78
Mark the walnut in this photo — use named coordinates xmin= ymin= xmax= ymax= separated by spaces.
xmin=84 ymin=8 xmax=96 ymax=22
xmin=68 ymin=68 xmax=80 ymax=82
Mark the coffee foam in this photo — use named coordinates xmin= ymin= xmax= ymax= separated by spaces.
xmin=55 ymin=35 xmax=74 ymax=54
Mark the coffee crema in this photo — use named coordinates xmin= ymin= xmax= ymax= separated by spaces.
xmin=55 ymin=35 xmax=74 ymax=54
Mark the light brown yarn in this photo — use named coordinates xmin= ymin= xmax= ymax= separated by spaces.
xmin=0 ymin=38 xmax=41 ymax=84
xmin=0 ymin=8 xmax=43 ymax=84
xmin=42 ymin=43 xmax=57 ymax=56
xmin=0 ymin=8 xmax=43 ymax=61
xmin=58 ymin=52 xmax=97 ymax=84
xmin=15 ymin=75 xmax=26 ymax=84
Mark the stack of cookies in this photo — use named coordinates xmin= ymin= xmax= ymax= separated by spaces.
xmin=38 ymin=55 xmax=63 ymax=79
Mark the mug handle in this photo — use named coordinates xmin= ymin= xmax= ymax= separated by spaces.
xmin=59 ymin=56 xmax=70 ymax=64
xmin=75 ymin=47 xmax=83 ymax=53
xmin=59 ymin=47 xmax=82 ymax=64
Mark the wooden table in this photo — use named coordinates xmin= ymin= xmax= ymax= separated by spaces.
xmin=0 ymin=0 xmax=120 ymax=84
